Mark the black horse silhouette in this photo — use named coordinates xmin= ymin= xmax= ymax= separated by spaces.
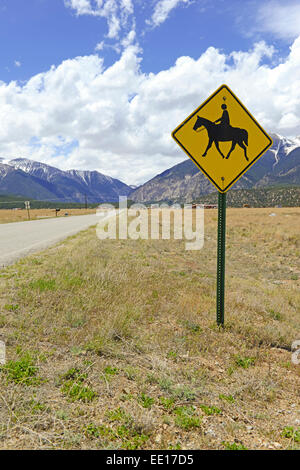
xmin=193 ymin=116 xmax=249 ymax=160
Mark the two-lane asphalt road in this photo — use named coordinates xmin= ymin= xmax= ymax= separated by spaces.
xmin=0 ymin=214 xmax=100 ymax=267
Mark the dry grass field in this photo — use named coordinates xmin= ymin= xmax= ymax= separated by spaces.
xmin=0 ymin=208 xmax=96 ymax=224
xmin=0 ymin=207 xmax=299 ymax=450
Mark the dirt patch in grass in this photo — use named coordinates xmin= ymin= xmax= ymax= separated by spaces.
xmin=0 ymin=207 xmax=299 ymax=449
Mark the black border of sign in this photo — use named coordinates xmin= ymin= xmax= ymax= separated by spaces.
xmin=171 ymin=84 xmax=273 ymax=193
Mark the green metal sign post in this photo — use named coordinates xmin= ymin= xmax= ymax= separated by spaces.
xmin=216 ymin=192 xmax=226 ymax=326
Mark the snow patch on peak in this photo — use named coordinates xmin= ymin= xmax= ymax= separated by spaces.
xmin=0 ymin=157 xmax=11 ymax=165
xmin=269 ymin=134 xmax=300 ymax=167
xmin=66 ymin=169 xmax=114 ymax=185
xmin=9 ymin=158 xmax=65 ymax=181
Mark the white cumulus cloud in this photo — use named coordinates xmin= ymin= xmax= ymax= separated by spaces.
xmin=1 ymin=38 xmax=300 ymax=185
xmin=65 ymin=0 xmax=134 ymax=39
xmin=146 ymin=0 xmax=191 ymax=28
xmin=254 ymin=0 xmax=300 ymax=40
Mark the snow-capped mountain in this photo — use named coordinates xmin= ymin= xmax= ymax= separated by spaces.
xmin=269 ymin=133 xmax=300 ymax=163
xmin=0 ymin=158 xmax=132 ymax=202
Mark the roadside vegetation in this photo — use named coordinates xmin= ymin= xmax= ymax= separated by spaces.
xmin=0 ymin=207 xmax=299 ymax=449
xmin=0 ymin=208 xmax=96 ymax=224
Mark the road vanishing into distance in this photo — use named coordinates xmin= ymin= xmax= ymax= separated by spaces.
xmin=0 ymin=214 xmax=100 ymax=267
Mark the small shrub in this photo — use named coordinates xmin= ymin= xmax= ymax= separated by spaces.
xmin=159 ymin=377 xmax=173 ymax=393
xmin=4 ymin=304 xmax=19 ymax=312
xmin=104 ymin=408 xmax=149 ymax=449
xmin=1 ymin=352 xmax=42 ymax=386
xmin=159 ymin=396 xmax=175 ymax=410
xmin=61 ymin=367 xmax=83 ymax=381
xmin=223 ymin=441 xmax=248 ymax=450
xmin=169 ymin=443 xmax=182 ymax=450
xmin=28 ymin=400 xmax=48 ymax=413
xmin=61 ymin=381 xmax=97 ymax=402
xmin=268 ymin=309 xmax=282 ymax=321
xmin=106 ymin=407 xmax=131 ymax=423
xmin=172 ymin=385 xmax=196 ymax=401
xmin=104 ymin=366 xmax=119 ymax=376
xmin=167 ymin=351 xmax=177 ymax=360
xmin=139 ymin=393 xmax=155 ymax=409
xmin=199 ymin=404 xmax=222 ymax=415
xmin=60 ymin=368 xmax=97 ymax=402
xmin=173 ymin=406 xmax=201 ymax=429
xmin=124 ymin=366 xmax=139 ymax=381
xmin=219 ymin=394 xmax=235 ymax=403
xmin=117 ymin=425 xmax=149 ymax=450
xmin=282 ymin=426 xmax=300 ymax=442
xmin=146 ymin=373 xmax=159 ymax=384
xmin=84 ymin=423 xmax=101 ymax=438
xmin=234 ymin=355 xmax=256 ymax=369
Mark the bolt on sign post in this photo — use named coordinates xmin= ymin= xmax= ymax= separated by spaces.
xmin=171 ymin=84 xmax=272 ymax=326
xmin=24 ymin=201 xmax=31 ymax=220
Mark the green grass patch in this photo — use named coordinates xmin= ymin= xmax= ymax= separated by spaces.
xmin=4 ymin=304 xmax=19 ymax=312
xmin=105 ymin=407 xmax=150 ymax=449
xmin=29 ymin=278 xmax=56 ymax=291
xmin=223 ymin=441 xmax=248 ymax=450
xmin=106 ymin=407 xmax=131 ymax=423
xmin=219 ymin=394 xmax=235 ymax=403
xmin=234 ymin=355 xmax=256 ymax=369
xmin=282 ymin=426 xmax=300 ymax=442
xmin=173 ymin=406 xmax=201 ymax=430
xmin=118 ymin=427 xmax=149 ymax=450
xmin=59 ymin=367 xmax=97 ymax=402
xmin=268 ymin=309 xmax=282 ymax=321
xmin=199 ymin=404 xmax=222 ymax=415
xmin=84 ymin=423 xmax=115 ymax=440
xmin=1 ymin=351 xmax=43 ymax=386
xmin=61 ymin=382 xmax=97 ymax=402
xmin=104 ymin=366 xmax=119 ymax=376
xmin=159 ymin=396 xmax=175 ymax=410
xmin=139 ymin=393 xmax=155 ymax=409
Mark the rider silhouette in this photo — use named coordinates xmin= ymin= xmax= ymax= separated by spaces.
xmin=215 ymin=104 xmax=230 ymax=139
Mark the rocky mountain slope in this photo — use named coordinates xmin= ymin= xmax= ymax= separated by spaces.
xmin=193 ymin=186 xmax=300 ymax=208
xmin=130 ymin=134 xmax=300 ymax=203
xmin=0 ymin=158 xmax=131 ymax=203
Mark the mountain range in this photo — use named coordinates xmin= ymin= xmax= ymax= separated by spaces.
xmin=0 ymin=133 xmax=299 ymax=204
xmin=129 ymin=134 xmax=300 ymax=203
xmin=0 ymin=158 xmax=132 ymax=203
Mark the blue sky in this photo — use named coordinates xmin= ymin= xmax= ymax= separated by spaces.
xmin=0 ymin=0 xmax=292 ymax=81
xmin=0 ymin=0 xmax=300 ymax=184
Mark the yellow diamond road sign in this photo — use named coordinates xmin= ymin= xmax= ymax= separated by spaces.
xmin=171 ymin=84 xmax=273 ymax=193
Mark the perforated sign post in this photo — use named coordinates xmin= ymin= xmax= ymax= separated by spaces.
xmin=172 ymin=84 xmax=272 ymax=325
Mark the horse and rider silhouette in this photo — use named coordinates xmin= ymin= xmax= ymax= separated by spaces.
xmin=193 ymin=104 xmax=249 ymax=161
